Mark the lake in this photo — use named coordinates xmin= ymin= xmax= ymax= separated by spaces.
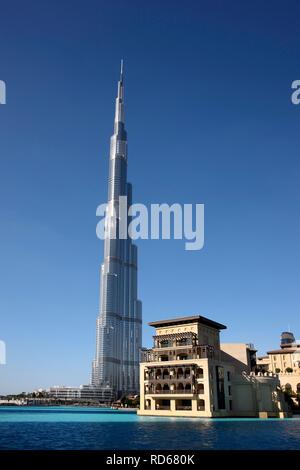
xmin=0 ymin=407 xmax=299 ymax=450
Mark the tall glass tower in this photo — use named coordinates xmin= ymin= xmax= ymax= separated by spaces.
xmin=91 ymin=62 xmax=142 ymax=400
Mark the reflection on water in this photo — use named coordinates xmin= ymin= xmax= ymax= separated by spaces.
xmin=0 ymin=407 xmax=299 ymax=450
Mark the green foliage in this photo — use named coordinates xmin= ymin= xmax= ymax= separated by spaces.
xmin=119 ymin=394 xmax=140 ymax=408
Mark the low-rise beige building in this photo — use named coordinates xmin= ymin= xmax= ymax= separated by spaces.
xmin=257 ymin=331 xmax=300 ymax=395
xmin=138 ymin=315 xmax=288 ymax=419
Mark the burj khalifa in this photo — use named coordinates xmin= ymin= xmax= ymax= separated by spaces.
xmin=91 ymin=62 xmax=142 ymax=401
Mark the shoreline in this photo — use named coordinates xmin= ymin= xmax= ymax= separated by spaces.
xmin=0 ymin=403 xmax=138 ymax=411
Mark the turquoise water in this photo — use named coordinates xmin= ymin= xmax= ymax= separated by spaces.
xmin=0 ymin=407 xmax=300 ymax=450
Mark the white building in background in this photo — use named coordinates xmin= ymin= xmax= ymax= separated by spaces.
xmin=49 ymin=386 xmax=81 ymax=400
xmin=48 ymin=385 xmax=111 ymax=401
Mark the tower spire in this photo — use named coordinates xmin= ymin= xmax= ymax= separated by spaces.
xmin=115 ymin=60 xmax=125 ymax=125
xmin=120 ymin=59 xmax=124 ymax=81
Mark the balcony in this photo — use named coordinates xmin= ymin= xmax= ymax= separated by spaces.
xmin=142 ymin=345 xmax=215 ymax=362
xmin=145 ymin=379 xmax=204 ymax=394
xmin=146 ymin=389 xmax=194 ymax=395
xmin=153 ymin=332 xmax=197 ymax=350
xmin=154 ymin=342 xmax=195 ymax=350
xmin=144 ymin=365 xmax=204 ymax=382
xmin=148 ymin=376 xmax=193 ymax=382
xmin=145 ymin=388 xmax=204 ymax=395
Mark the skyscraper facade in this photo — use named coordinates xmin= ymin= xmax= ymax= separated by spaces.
xmin=91 ymin=62 xmax=142 ymax=400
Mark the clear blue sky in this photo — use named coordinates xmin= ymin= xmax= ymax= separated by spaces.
xmin=1 ymin=0 xmax=300 ymax=394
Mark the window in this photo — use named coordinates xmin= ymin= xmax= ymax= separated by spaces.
xmin=228 ymin=385 xmax=231 ymax=396
xmin=156 ymin=399 xmax=170 ymax=410
xmin=216 ymin=366 xmax=225 ymax=410
xmin=178 ymin=337 xmax=188 ymax=345
xmin=229 ymin=400 xmax=233 ymax=411
xmin=197 ymin=399 xmax=205 ymax=411
xmin=176 ymin=399 xmax=192 ymax=411
xmin=145 ymin=399 xmax=151 ymax=409
xmin=227 ymin=371 xmax=231 ymax=381
xmin=197 ymin=383 xmax=204 ymax=394
xmin=177 ymin=354 xmax=188 ymax=360
xmin=159 ymin=355 xmax=168 ymax=362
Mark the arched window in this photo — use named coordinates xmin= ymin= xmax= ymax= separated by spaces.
xmin=296 ymin=383 xmax=300 ymax=393
xmin=177 ymin=382 xmax=184 ymax=391
xmin=163 ymin=383 xmax=169 ymax=391
xmin=196 ymin=367 xmax=204 ymax=379
xmin=145 ymin=399 xmax=151 ymax=409
xmin=198 ymin=399 xmax=205 ymax=411
xmin=155 ymin=383 xmax=162 ymax=392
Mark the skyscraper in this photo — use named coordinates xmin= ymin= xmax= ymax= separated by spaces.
xmin=91 ymin=62 xmax=142 ymax=401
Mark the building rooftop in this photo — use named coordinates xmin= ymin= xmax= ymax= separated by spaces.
xmin=267 ymin=349 xmax=297 ymax=355
xmin=148 ymin=315 xmax=227 ymax=330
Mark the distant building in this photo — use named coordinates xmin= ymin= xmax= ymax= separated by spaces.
xmin=255 ymin=355 xmax=269 ymax=373
xmin=48 ymin=385 xmax=115 ymax=401
xmin=220 ymin=343 xmax=257 ymax=373
xmin=138 ymin=315 xmax=288 ymax=418
xmin=257 ymin=331 xmax=300 ymax=394
xmin=49 ymin=386 xmax=81 ymax=400
xmin=80 ymin=385 xmax=114 ymax=401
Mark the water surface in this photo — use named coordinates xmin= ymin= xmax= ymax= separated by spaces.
xmin=0 ymin=407 xmax=299 ymax=450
